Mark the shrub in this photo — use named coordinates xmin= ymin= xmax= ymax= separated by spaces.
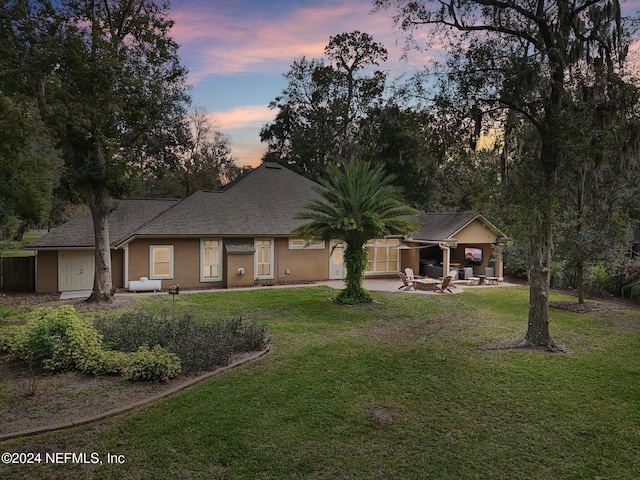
xmin=0 ymin=325 xmax=23 ymax=354
xmin=549 ymin=261 xmax=569 ymax=289
xmin=8 ymin=306 xmax=126 ymax=376
xmin=585 ymin=263 xmax=613 ymax=298
xmin=79 ymin=349 xmax=128 ymax=376
xmin=10 ymin=306 xmax=104 ymax=373
xmin=97 ymin=309 xmax=268 ymax=372
xmin=95 ymin=309 xmax=170 ymax=352
xmin=123 ymin=345 xmax=181 ymax=382
xmin=502 ymin=241 xmax=529 ymax=279
xmin=231 ymin=315 xmax=269 ymax=352
xmin=163 ymin=313 xmax=234 ymax=371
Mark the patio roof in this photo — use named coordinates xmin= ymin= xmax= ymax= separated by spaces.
xmin=408 ymin=212 xmax=506 ymax=243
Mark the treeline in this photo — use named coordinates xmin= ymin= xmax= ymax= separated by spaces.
xmin=260 ymin=27 xmax=640 ymax=304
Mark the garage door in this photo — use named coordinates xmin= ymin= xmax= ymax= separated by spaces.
xmin=58 ymin=250 xmax=95 ymax=291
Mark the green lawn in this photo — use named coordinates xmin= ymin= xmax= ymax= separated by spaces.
xmin=1 ymin=286 xmax=639 ymax=479
xmin=0 ymin=231 xmax=42 ymax=257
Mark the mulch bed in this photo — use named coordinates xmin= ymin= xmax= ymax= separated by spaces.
xmin=549 ymin=300 xmax=621 ymax=313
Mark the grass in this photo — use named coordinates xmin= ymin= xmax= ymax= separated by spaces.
xmin=0 ymin=231 xmax=42 ymax=257
xmin=1 ymin=286 xmax=640 ymax=479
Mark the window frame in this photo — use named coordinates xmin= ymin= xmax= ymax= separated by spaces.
xmin=289 ymin=238 xmax=325 ymax=249
xmin=149 ymin=245 xmax=174 ymax=280
xmin=366 ymin=237 xmax=401 ymax=274
xmin=200 ymin=238 xmax=222 ymax=282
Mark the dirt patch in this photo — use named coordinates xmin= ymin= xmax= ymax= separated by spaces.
xmin=1 ymin=292 xmax=138 ymax=313
xmin=549 ymin=300 xmax=620 ymax=313
xmin=0 ymin=293 xmax=265 ymax=439
xmin=370 ymin=407 xmax=399 ymax=427
xmin=0 ymin=351 xmax=261 ymax=439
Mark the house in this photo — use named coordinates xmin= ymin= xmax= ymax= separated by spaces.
xmin=29 ymin=163 xmax=509 ymax=293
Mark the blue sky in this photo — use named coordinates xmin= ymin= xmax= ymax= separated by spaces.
xmin=168 ymin=0 xmax=425 ymax=166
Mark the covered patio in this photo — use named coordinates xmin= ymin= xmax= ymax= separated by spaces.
xmin=398 ymin=212 xmax=510 ymax=283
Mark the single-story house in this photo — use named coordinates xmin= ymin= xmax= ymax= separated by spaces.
xmin=29 ymin=162 xmax=509 ymax=293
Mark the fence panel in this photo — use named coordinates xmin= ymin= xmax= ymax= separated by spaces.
xmin=0 ymin=257 xmax=35 ymax=292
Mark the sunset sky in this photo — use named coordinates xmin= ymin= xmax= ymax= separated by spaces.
xmin=168 ymin=0 xmax=424 ymax=167
xmin=168 ymin=0 xmax=640 ymax=167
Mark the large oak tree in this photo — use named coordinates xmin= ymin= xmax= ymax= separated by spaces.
xmin=1 ymin=0 xmax=190 ymax=301
xmin=375 ymin=0 xmax=638 ymax=347
xmin=261 ymin=31 xmax=388 ymax=180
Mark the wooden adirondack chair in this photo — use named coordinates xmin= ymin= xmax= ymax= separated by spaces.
xmin=398 ymin=272 xmax=416 ymax=290
xmin=435 ymin=276 xmax=453 ymax=293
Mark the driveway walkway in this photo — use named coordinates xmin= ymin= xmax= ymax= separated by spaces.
xmin=316 ymin=278 xmax=518 ymax=294
xmin=111 ymin=277 xmax=519 ymax=299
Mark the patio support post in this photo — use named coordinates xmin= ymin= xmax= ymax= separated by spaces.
xmin=441 ymin=245 xmax=450 ymax=278
xmin=494 ymin=244 xmax=504 ymax=281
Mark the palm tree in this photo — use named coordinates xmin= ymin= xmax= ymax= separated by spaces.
xmin=293 ymin=159 xmax=419 ymax=304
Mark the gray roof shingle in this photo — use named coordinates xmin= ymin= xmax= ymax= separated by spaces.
xmin=29 ymin=164 xmax=505 ymax=250
xmin=135 ymin=162 xmax=322 ymax=237
xmin=28 ymin=199 xmax=179 ymax=249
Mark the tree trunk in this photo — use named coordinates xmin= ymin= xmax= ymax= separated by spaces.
xmin=521 ymin=213 xmax=556 ymax=349
xmin=337 ymin=242 xmax=372 ymax=304
xmin=86 ymin=184 xmax=114 ymax=303
xmin=576 ymin=261 xmax=585 ymax=304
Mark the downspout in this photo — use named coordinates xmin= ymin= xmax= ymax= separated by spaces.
xmin=124 ymin=244 xmax=129 ymax=289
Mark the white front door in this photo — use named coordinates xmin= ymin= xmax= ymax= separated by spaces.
xmin=58 ymin=250 xmax=95 ymax=291
xmin=329 ymin=241 xmax=345 ymax=280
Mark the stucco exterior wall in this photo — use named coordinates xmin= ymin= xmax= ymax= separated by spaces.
xmin=274 ymin=238 xmax=329 ymax=283
xmin=128 ymin=236 xmax=331 ymax=290
xmin=452 ymin=220 xmax=501 ymax=274
xmin=35 ymin=249 xmax=125 ymax=293
xmin=400 ymin=244 xmax=420 ymax=273
xmin=128 ymin=238 xmax=224 ymax=290
xmin=454 ymin=219 xmax=498 ymax=244
xmin=226 ymin=253 xmax=255 ymax=288
xmin=35 ymin=250 xmax=58 ymax=293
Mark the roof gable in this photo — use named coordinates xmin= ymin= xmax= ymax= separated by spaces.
xmin=410 ymin=212 xmax=505 ymax=243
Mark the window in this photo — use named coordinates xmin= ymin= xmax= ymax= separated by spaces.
xmin=289 ymin=238 xmax=325 ymax=249
xmin=150 ymin=245 xmax=174 ymax=279
xmin=255 ymin=238 xmax=274 ymax=279
xmin=366 ymin=238 xmax=401 ymax=273
xmin=201 ymin=239 xmax=222 ymax=282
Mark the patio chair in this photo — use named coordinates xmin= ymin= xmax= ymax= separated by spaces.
xmin=398 ymin=272 xmax=416 ymax=290
xmin=405 ymin=267 xmax=421 ymax=282
xmin=464 ymin=267 xmax=479 ymax=285
xmin=447 ymin=268 xmax=458 ymax=289
xmin=435 ymin=276 xmax=453 ymax=293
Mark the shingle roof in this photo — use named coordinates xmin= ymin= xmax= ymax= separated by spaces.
xmin=28 ymin=199 xmax=179 ymax=249
xmin=409 ymin=212 xmax=504 ymax=242
xmin=28 ymin=164 xmax=505 ymax=250
xmin=135 ymin=162 xmax=322 ymax=237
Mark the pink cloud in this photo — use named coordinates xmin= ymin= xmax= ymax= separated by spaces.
xmin=205 ymin=105 xmax=273 ymax=167
xmin=171 ymin=0 xmax=419 ymax=84
xmin=207 ymin=105 xmax=272 ymax=130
